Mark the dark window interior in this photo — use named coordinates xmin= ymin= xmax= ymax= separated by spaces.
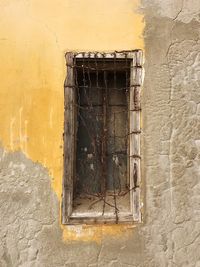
xmin=74 ymin=59 xmax=131 ymax=199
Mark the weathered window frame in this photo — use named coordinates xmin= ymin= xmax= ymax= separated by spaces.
xmin=62 ymin=50 xmax=143 ymax=224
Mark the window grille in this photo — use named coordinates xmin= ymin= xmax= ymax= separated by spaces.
xmin=62 ymin=51 xmax=143 ymax=224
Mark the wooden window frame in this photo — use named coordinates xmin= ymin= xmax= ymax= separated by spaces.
xmin=62 ymin=50 xmax=143 ymax=225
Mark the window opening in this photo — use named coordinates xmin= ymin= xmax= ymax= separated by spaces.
xmin=62 ymin=51 xmax=143 ymax=224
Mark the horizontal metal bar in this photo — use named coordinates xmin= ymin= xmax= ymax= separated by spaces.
xmin=78 ymin=104 xmax=127 ymax=107
xmin=66 ymin=64 xmax=142 ymax=70
xmin=130 ymin=154 xmax=141 ymax=159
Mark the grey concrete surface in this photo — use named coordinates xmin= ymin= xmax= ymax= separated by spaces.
xmin=1 ymin=0 xmax=200 ymax=266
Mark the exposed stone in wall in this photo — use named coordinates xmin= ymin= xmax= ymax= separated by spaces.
xmin=0 ymin=0 xmax=200 ymax=266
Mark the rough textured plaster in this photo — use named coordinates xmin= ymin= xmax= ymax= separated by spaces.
xmin=0 ymin=0 xmax=144 ymax=202
xmin=140 ymin=0 xmax=200 ymax=266
xmin=1 ymin=0 xmax=200 ymax=266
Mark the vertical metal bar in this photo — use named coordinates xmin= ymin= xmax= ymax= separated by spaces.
xmin=113 ymin=52 xmax=119 ymax=222
xmin=101 ymin=54 xmax=108 ymax=196
xmin=95 ymin=52 xmax=99 ymax=89
xmin=113 ymin=111 xmax=118 ymax=223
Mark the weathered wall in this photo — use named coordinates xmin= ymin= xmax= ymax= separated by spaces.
xmin=0 ymin=0 xmax=200 ymax=266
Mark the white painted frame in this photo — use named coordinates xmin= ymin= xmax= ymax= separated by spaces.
xmin=62 ymin=50 xmax=143 ymax=224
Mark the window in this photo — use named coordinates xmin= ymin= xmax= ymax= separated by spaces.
xmin=62 ymin=51 xmax=143 ymax=224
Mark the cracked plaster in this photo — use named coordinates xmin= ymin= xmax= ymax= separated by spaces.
xmin=0 ymin=0 xmax=200 ymax=266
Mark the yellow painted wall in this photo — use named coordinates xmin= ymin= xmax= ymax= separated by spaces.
xmin=0 ymin=0 xmax=144 ymax=242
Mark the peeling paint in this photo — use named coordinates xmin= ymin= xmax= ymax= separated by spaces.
xmin=0 ymin=0 xmax=200 ymax=265
xmin=0 ymin=0 xmax=144 ymax=243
